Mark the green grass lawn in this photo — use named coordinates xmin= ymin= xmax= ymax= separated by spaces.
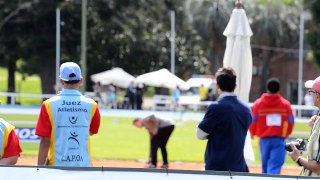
xmin=2 ymin=113 xmax=312 ymax=166
xmin=0 ymin=67 xmax=42 ymax=105
xmin=0 ymin=66 xmax=312 ymax=166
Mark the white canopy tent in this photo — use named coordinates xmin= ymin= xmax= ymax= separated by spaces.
xmin=136 ymin=68 xmax=190 ymax=90
xmin=90 ymin=67 xmax=135 ymax=88
xmin=186 ymin=78 xmax=215 ymax=88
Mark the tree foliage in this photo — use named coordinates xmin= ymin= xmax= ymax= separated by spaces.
xmin=0 ymin=0 xmax=310 ymax=98
xmin=307 ymin=0 xmax=320 ymax=67
xmin=187 ymin=0 xmax=301 ymax=97
xmin=0 ymin=0 xmax=208 ymax=94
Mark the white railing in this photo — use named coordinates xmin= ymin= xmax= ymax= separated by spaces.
xmin=152 ymin=95 xmax=318 ymax=119
xmin=0 ymin=92 xmax=54 ymax=105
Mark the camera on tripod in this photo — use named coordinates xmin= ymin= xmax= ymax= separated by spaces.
xmin=285 ymin=138 xmax=306 ymax=152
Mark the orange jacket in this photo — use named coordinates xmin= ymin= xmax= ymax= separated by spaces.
xmin=250 ymin=93 xmax=294 ymax=138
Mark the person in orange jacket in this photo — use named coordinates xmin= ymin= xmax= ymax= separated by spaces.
xmin=250 ymin=78 xmax=294 ymax=174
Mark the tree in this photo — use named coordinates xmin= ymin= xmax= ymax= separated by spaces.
xmin=0 ymin=0 xmax=36 ymax=103
xmin=4 ymin=0 xmax=207 ymax=93
xmin=187 ymin=0 xmax=300 ymax=98
xmin=186 ymin=0 xmax=232 ymax=73
xmin=307 ymin=0 xmax=320 ymax=67
xmin=248 ymin=0 xmax=300 ymax=95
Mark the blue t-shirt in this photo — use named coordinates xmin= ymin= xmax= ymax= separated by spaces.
xmin=198 ymin=96 xmax=252 ymax=172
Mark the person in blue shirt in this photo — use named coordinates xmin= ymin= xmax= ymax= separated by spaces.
xmin=171 ymin=86 xmax=181 ymax=111
xmin=196 ymin=67 xmax=252 ymax=172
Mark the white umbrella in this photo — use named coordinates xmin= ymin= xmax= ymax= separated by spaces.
xmin=90 ymin=67 xmax=135 ymax=88
xmin=223 ymin=7 xmax=253 ymax=102
xmin=136 ymin=68 xmax=190 ymax=90
xmin=222 ymin=3 xmax=254 ymax=165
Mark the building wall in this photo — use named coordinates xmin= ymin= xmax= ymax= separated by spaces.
xmin=250 ymin=58 xmax=320 ymax=104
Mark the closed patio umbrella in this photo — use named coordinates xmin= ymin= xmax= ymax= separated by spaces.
xmin=223 ymin=2 xmax=253 ymax=102
xmin=222 ymin=1 xmax=254 ymax=165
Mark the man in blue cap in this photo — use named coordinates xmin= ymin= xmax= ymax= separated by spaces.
xmin=36 ymin=62 xmax=101 ymax=167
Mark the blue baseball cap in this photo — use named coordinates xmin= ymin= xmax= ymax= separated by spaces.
xmin=59 ymin=62 xmax=82 ymax=81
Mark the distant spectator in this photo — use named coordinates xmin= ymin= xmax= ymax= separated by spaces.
xmin=171 ymin=86 xmax=181 ymax=111
xmin=136 ymin=83 xmax=144 ymax=110
xmin=93 ymin=82 xmax=104 ymax=106
xmin=304 ymin=92 xmax=315 ymax=117
xmin=126 ymin=81 xmax=137 ymax=109
xmin=205 ymin=88 xmax=217 ymax=101
xmin=199 ymin=84 xmax=208 ymax=101
xmin=107 ymin=84 xmax=117 ymax=109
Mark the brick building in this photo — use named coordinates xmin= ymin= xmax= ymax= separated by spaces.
xmin=250 ymin=58 xmax=320 ymax=104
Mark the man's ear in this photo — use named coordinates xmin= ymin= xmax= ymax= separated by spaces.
xmin=216 ymin=84 xmax=220 ymax=90
xmin=79 ymin=78 xmax=84 ymax=85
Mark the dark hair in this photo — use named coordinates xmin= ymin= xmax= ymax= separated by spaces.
xmin=267 ymin=78 xmax=280 ymax=93
xmin=215 ymin=67 xmax=236 ymax=92
xmin=64 ymin=80 xmax=80 ymax=84
xmin=132 ymin=118 xmax=139 ymax=125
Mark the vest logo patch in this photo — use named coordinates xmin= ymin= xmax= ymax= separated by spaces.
xmin=69 ymin=116 xmax=78 ymax=124
xmin=68 ymin=131 xmax=80 ymax=146
xmin=61 ymin=155 xmax=84 ymax=162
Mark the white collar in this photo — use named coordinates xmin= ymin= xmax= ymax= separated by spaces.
xmin=217 ymin=92 xmax=236 ymax=101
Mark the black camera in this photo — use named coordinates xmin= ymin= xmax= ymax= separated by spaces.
xmin=285 ymin=138 xmax=306 ymax=152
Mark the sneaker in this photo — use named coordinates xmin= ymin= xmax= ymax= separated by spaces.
xmin=160 ymin=164 xmax=169 ymax=169
xmin=145 ymin=163 xmax=156 ymax=168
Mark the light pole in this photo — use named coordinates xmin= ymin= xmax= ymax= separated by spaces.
xmin=170 ymin=10 xmax=175 ymax=75
xmin=297 ymin=0 xmax=316 ymax=117
xmin=56 ymin=8 xmax=61 ymax=87
xmin=164 ymin=0 xmax=176 ymax=75
xmin=80 ymin=0 xmax=87 ymax=93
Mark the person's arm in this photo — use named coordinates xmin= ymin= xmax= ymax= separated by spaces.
xmin=37 ymin=137 xmax=50 ymax=165
xmin=288 ymin=143 xmax=320 ymax=173
xmin=249 ymin=103 xmax=258 ymax=138
xmin=90 ymin=105 xmax=101 ymax=136
xmin=286 ymin=103 xmax=295 ymax=136
xmin=1 ymin=129 xmax=22 ymax=165
xmin=308 ymin=115 xmax=319 ymax=128
xmin=196 ymin=105 xmax=217 ymax=140
xmin=196 ymin=127 xmax=209 ymax=140
xmin=0 ymin=156 xmax=19 ymax=165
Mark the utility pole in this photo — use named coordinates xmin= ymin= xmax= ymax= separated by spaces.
xmin=56 ymin=8 xmax=61 ymax=87
xmin=80 ymin=0 xmax=87 ymax=93
xmin=170 ymin=10 xmax=175 ymax=75
xmin=164 ymin=0 xmax=175 ymax=75
xmin=297 ymin=0 xmax=316 ymax=117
